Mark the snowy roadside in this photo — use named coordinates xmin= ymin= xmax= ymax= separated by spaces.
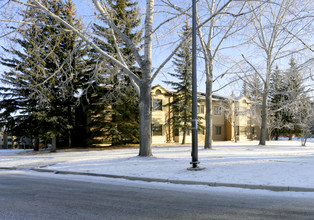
xmin=1 ymin=140 xmax=314 ymax=190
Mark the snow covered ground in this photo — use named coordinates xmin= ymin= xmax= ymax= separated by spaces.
xmin=1 ymin=140 xmax=314 ymax=192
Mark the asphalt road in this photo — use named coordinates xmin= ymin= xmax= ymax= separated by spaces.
xmin=1 ymin=173 xmax=314 ymax=220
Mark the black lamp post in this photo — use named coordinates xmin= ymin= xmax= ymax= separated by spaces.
xmin=189 ymin=0 xmax=202 ymax=170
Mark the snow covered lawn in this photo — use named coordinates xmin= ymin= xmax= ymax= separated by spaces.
xmin=1 ymin=140 xmax=314 ymax=189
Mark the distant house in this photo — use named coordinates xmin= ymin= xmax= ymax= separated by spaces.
xmin=151 ymin=85 xmax=262 ymax=144
xmin=0 ymin=128 xmax=27 ymax=149
xmin=0 ymin=130 xmax=14 ymax=149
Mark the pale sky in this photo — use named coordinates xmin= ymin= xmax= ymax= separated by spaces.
xmin=1 ymin=1 xmax=312 ymax=97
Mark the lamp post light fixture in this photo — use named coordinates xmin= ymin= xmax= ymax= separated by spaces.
xmin=188 ymin=0 xmax=204 ymax=171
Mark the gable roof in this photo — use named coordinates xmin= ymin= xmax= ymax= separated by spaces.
xmin=152 ymin=84 xmax=176 ymax=94
xmin=152 ymin=85 xmax=252 ymax=103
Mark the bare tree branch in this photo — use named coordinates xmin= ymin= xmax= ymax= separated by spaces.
xmin=30 ymin=0 xmax=141 ymax=87
xmin=241 ymin=54 xmax=266 ymax=84
xmin=282 ymin=26 xmax=314 ymax=53
xmin=92 ymin=0 xmax=144 ymax=70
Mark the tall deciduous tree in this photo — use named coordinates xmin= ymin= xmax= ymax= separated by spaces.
xmin=240 ymin=0 xmax=313 ymax=145
xmin=197 ymin=0 xmax=247 ymax=149
xmin=160 ymin=0 xmax=248 ymax=149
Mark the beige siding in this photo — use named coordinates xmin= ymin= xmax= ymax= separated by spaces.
xmin=151 ymin=85 xmax=261 ymax=144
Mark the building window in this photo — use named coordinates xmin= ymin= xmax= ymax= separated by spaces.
xmin=152 ymin=124 xmax=162 ymax=136
xmin=214 ymin=106 xmax=221 ymax=115
xmin=155 ymin=89 xmax=162 ymax=95
xmin=240 ymin=126 xmax=247 ymax=134
xmin=186 ymin=129 xmax=191 ymax=136
xmin=235 ymin=107 xmax=239 ymax=116
xmin=197 ymin=105 xmax=205 ymax=114
xmin=174 ymin=128 xmax=179 ymax=136
xmin=215 ymin=126 xmax=222 ymax=135
xmin=240 ymin=107 xmax=247 ymax=115
xmin=153 ymin=99 xmax=162 ymax=111
xmin=251 ymin=127 xmax=255 ymax=135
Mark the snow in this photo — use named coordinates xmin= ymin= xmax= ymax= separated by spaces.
xmin=1 ymin=140 xmax=314 ymax=196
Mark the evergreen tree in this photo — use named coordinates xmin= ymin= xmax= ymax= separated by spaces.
xmin=241 ymin=82 xmax=248 ymax=97
xmin=164 ymin=22 xmax=203 ymax=144
xmin=248 ymin=73 xmax=263 ymax=103
xmin=284 ymin=57 xmax=309 ymax=139
xmin=0 ymin=0 xmax=85 ymax=151
xmin=268 ymin=58 xmax=310 ymax=140
xmin=269 ymin=65 xmax=287 ymax=139
xmin=91 ymin=0 xmax=142 ymax=146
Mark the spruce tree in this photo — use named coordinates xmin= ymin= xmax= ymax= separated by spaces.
xmin=284 ymin=57 xmax=309 ymax=139
xmin=241 ymin=82 xmax=249 ymax=97
xmin=91 ymin=0 xmax=142 ymax=146
xmin=164 ymin=22 xmax=203 ymax=144
xmin=0 ymin=0 xmax=85 ymax=151
xmin=269 ymin=58 xmax=310 ymax=140
xmin=269 ymin=65 xmax=286 ymax=139
xmin=248 ymin=73 xmax=263 ymax=103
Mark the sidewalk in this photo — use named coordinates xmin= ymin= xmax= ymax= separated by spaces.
xmin=1 ymin=140 xmax=314 ymax=192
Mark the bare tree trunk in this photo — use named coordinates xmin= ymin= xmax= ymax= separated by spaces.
xmin=29 ymin=135 xmax=34 ymax=149
xmin=68 ymin=106 xmax=72 ymax=148
xmin=138 ymin=0 xmax=154 ymax=156
xmin=182 ymin=108 xmax=188 ymax=145
xmin=267 ymin=129 xmax=272 ymax=141
xmin=259 ymin=53 xmax=271 ymax=145
xmin=301 ymin=130 xmax=308 ymax=146
xmin=182 ymin=129 xmax=186 ymax=145
xmin=289 ymin=134 xmax=293 ymax=140
xmin=204 ymin=71 xmax=213 ymax=149
xmin=34 ymin=138 xmax=39 ymax=151
xmin=3 ymin=132 xmax=8 ymax=149
xmin=139 ymin=80 xmax=152 ymax=156
xmin=259 ymin=91 xmax=268 ymax=145
xmin=51 ymin=134 xmax=56 ymax=152
xmin=234 ymin=114 xmax=238 ymax=143
xmin=301 ymin=137 xmax=307 ymax=146
xmin=199 ymin=16 xmax=214 ymax=149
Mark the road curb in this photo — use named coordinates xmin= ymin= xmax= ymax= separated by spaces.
xmin=29 ymin=168 xmax=314 ymax=193
xmin=0 ymin=167 xmax=17 ymax=170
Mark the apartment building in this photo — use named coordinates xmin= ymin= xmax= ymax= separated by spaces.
xmin=151 ymin=85 xmax=262 ymax=144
